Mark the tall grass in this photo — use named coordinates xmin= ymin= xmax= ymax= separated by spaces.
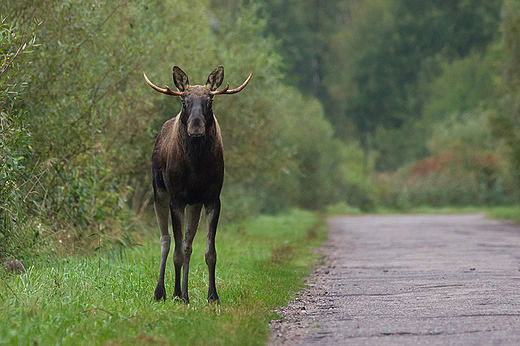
xmin=0 ymin=209 xmax=326 ymax=345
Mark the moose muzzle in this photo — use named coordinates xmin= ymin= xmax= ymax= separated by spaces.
xmin=187 ymin=113 xmax=205 ymax=137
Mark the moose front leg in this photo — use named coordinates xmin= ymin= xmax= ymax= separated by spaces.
xmin=154 ymin=188 xmax=170 ymax=301
xmin=170 ymin=201 xmax=186 ymax=300
xmin=182 ymin=203 xmax=203 ymax=304
xmin=205 ymin=198 xmax=221 ymax=303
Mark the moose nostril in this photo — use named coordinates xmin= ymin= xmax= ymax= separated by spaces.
xmin=187 ymin=119 xmax=205 ymax=137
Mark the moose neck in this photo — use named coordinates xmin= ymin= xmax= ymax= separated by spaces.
xmin=187 ymin=135 xmax=208 ymax=159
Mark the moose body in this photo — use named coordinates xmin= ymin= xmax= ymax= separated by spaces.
xmin=144 ymin=66 xmax=251 ymax=303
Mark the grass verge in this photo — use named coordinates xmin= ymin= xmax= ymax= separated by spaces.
xmin=384 ymin=205 xmax=520 ymax=224
xmin=0 ymin=209 xmax=326 ymax=345
xmin=326 ymin=204 xmax=520 ymax=225
xmin=486 ymin=205 xmax=520 ymax=224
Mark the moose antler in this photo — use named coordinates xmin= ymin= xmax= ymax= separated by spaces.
xmin=143 ymin=71 xmax=185 ymax=96
xmin=211 ymin=72 xmax=253 ymax=95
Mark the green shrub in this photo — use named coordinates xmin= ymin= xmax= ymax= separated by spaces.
xmin=0 ymin=17 xmax=40 ymax=258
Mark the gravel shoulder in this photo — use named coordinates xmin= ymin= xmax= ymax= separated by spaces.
xmin=269 ymin=214 xmax=520 ymax=346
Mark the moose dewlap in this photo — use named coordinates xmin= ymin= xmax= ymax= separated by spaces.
xmin=143 ymin=66 xmax=252 ymax=303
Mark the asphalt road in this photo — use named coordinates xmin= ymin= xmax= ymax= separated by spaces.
xmin=269 ymin=214 xmax=520 ymax=345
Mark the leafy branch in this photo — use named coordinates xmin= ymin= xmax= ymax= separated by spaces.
xmin=0 ymin=18 xmax=41 ymax=78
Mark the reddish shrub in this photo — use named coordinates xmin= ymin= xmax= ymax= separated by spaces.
xmin=409 ymin=153 xmax=454 ymax=176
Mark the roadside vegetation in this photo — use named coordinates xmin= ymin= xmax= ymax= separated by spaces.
xmin=0 ymin=210 xmax=325 ymax=345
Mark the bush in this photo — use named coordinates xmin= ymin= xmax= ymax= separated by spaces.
xmin=0 ymin=18 xmax=40 ymax=258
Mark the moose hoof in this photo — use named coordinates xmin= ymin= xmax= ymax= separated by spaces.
xmin=172 ymin=294 xmax=189 ymax=304
xmin=208 ymin=293 xmax=220 ymax=304
xmin=154 ymin=285 xmax=166 ymax=301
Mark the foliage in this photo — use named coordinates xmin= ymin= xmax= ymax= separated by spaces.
xmin=372 ymin=49 xmax=499 ymax=171
xmin=0 ymin=210 xmax=325 ymax=345
xmin=3 ymin=0 xmax=161 ymax=246
xmin=335 ymin=140 xmax=378 ymax=211
xmin=324 ymin=202 xmax=363 ymax=216
xmin=264 ymin=88 xmax=339 ymax=210
xmin=247 ymin=86 xmax=378 ymax=212
xmin=0 ymin=17 xmax=40 ymax=259
xmin=492 ymin=0 xmax=520 ymax=190
xmin=255 ymin=0 xmax=349 ymax=98
xmin=421 ymin=52 xmax=497 ymax=125
xmin=372 ymin=120 xmax=430 ymax=172
xmin=373 ymin=110 xmax=514 ymax=209
xmin=368 ymin=20 xmax=513 ymax=206
xmin=0 ymin=0 xmax=367 ymax=256
xmin=319 ymin=0 xmax=503 ymax=169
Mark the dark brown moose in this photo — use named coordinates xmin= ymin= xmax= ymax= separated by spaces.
xmin=143 ymin=66 xmax=252 ymax=303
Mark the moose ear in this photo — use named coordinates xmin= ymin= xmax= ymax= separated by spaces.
xmin=172 ymin=66 xmax=190 ymax=92
xmin=206 ymin=66 xmax=224 ymax=91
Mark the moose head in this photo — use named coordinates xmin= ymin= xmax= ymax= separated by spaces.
xmin=144 ymin=66 xmax=252 ymax=137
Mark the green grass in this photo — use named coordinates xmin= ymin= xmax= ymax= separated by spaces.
xmin=380 ymin=205 xmax=489 ymax=214
xmin=325 ymin=203 xmax=500 ymax=217
xmin=381 ymin=205 xmax=520 ymax=224
xmin=486 ymin=205 xmax=520 ymax=224
xmin=0 ymin=209 xmax=326 ymax=346
xmin=323 ymin=202 xmax=363 ymax=216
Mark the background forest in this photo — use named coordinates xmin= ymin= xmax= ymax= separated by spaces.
xmin=2 ymin=0 xmax=520 ymax=258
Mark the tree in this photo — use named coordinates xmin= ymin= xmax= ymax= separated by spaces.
xmin=334 ymin=0 xmax=502 ymax=170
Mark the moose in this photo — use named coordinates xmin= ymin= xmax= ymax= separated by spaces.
xmin=143 ymin=66 xmax=252 ymax=303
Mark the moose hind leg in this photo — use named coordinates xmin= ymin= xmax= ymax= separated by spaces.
xmin=205 ymin=199 xmax=221 ymax=303
xmin=182 ymin=203 xmax=203 ymax=304
xmin=154 ymin=188 xmax=170 ymax=301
